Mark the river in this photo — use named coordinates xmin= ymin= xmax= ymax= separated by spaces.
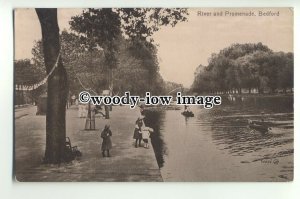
xmin=143 ymin=95 xmax=294 ymax=181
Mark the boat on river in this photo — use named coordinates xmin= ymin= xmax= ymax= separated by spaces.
xmin=181 ymin=111 xmax=194 ymax=117
xmin=248 ymin=120 xmax=271 ymax=133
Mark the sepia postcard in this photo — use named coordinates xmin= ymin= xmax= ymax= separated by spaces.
xmin=14 ymin=8 xmax=294 ymax=182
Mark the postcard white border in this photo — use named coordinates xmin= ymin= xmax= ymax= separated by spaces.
xmin=0 ymin=0 xmax=299 ymax=199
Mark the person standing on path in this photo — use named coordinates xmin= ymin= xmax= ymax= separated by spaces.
xmin=133 ymin=116 xmax=144 ymax=148
xmin=100 ymin=124 xmax=112 ymax=157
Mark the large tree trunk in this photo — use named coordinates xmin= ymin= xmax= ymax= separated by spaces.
xmin=36 ymin=9 xmax=69 ymax=164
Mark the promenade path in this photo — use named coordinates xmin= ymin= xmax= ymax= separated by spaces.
xmin=15 ymin=105 xmax=162 ymax=182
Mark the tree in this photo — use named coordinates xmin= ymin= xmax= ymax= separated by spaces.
xmin=70 ymin=8 xmax=189 ymax=93
xmin=119 ymin=8 xmax=189 ymax=41
xmin=112 ymin=37 xmax=166 ymax=96
xmin=32 ymin=31 xmax=107 ymax=96
xmin=278 ymin=52 xmax=293 ymax=92
xmin=31 ymin=31 xmax=166 ymax=97
xmin=191 ymin=43 xmax=293 ymax=94
xmin=236 ymin=54 xmax=260 ymax=93
xmin=70 ymin=9 xmax=122 ymax=92
xmin=35 ymin=9 xmax=69 ymax=164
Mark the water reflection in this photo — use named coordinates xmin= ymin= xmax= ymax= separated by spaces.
xmin=145 ymin=95 xmax=294 ymax=181
xmin=210 ymin=96 xmax=293 ymax=159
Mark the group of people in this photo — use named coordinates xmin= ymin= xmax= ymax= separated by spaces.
xmin=98 ymin=107 xmax=154 ymax=158
xmin=133 ymin=104 xmax=154 ymax=148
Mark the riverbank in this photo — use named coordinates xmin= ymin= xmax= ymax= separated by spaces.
xmin=222 ymin=93 xmax=293 ymax=97
xmin=15 ymin=105 xmax=162 ymax=182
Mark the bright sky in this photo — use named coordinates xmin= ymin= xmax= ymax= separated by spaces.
xmin=15 ymin=8 xmax=293 ymax=87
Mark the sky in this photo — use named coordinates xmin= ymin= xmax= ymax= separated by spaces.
xmin=14 ymin=8 xmax=293 ymax=87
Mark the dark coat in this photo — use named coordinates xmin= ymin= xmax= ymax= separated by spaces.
xmin=133 ymin=127 xmax=142 ymax=139
xmin=101 ymin=129 xmax=112 ymax=150
xmin=133 ymin=118 xmax=143 ymax=139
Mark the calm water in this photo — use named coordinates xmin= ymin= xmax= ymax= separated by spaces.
xmin=143 ymin=95 xmax=294 ymax=181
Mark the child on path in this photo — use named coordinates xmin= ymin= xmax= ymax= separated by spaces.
xmin=133 ymin=116 xmax=145 ymax=148
xmin=141 ymin=127 xmax=154 ymax=149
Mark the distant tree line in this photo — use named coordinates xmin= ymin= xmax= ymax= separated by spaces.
xmin=191 ymin=43 xmax=293 ymax=94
